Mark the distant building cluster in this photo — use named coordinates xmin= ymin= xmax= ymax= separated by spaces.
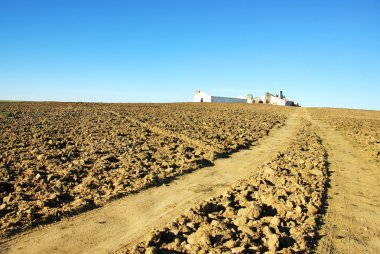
xmin=194 ymin=90 xmax=300 ymax=107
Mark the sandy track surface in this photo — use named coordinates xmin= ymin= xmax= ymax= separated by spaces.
xmin=1 ymin=112 xmax=301 ymax=254
xmin=307 ymin=111 xmax=380 ymax=254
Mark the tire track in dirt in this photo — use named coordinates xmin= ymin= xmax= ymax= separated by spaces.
xmin=1 ymin=112 xmax=301 ymax=254
xmin=306 ymin=109 xmax=380 ymax=254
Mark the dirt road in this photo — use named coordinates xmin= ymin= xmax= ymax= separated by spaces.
xmin=1 ymin=112 xmax=301 ymax=254
xmin=307 ymin=111 xmax=380 ymax=254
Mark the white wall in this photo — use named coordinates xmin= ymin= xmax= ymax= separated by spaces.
xmin=194 ymin=91 xmax=212 ymax=102
xmin=270 ymin=96 xmax=286 ymax=106
xmin=211 ymin=96 xmax=246 ymax=103
xmin=259 ymin=95 xmax=269 ymax=104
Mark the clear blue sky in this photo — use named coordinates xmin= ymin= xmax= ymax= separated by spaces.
xmin=0 ymin=0 xmax=379 ymax=109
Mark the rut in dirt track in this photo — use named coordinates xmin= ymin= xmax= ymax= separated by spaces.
xmin=1 ymin=112 xmax=301 ymax=254
xmin=306 ymin=110 xmax=380 ymax=254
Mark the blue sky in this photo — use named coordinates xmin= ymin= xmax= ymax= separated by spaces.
xmin=0 ymin=0 xmax=379 ymax=109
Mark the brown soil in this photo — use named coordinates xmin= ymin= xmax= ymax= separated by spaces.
xmin=0 ymin=102 xmax=289 ymax=238
xmin=308 ymin=108 xmax=380 ymax=168
xmin=1 ymin=104 xmax=379 ymax=254
xmin=308 ymin=113 xmax=380 ymax=254
xmin=128 ymin=119 xmax=328 ymax=253
xmin=0 ymin=110 xmax=300 ymax=254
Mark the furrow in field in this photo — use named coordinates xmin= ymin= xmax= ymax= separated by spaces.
xmin=108 ymin=110 xmax=217 ymax=159
xmin=125 ymin=116 xmax=329 ymax=253
xmin=1 ymin=112 xmax=300 ymax=254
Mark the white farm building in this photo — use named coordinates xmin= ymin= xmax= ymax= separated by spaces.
xmin=194 ymin=90 xmax=299 ymax=106
xmin=258 ymin=91 xmax=298 ymax=106
xmin=194 ymin=90 xmax=248 ymax=103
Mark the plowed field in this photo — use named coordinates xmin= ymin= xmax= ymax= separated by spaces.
xmin=0 ymin=103 xmax=379 ymax=254
xmin=308 ymin=108 xmax=380 ymax=167
xmin=129 ymin=120 xmax=328 ymax=253
xmin=0 ymin=102 xmax=290 ymax=238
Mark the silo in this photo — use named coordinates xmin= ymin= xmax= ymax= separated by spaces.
xmin=264 ymin=92 xmax=271 ymax=104
xmin=246 ymin=94 xmax=253 ymax=104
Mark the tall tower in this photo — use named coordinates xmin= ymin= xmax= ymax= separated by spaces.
xmin=279 ymin=91 xmax=283 ymax=99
